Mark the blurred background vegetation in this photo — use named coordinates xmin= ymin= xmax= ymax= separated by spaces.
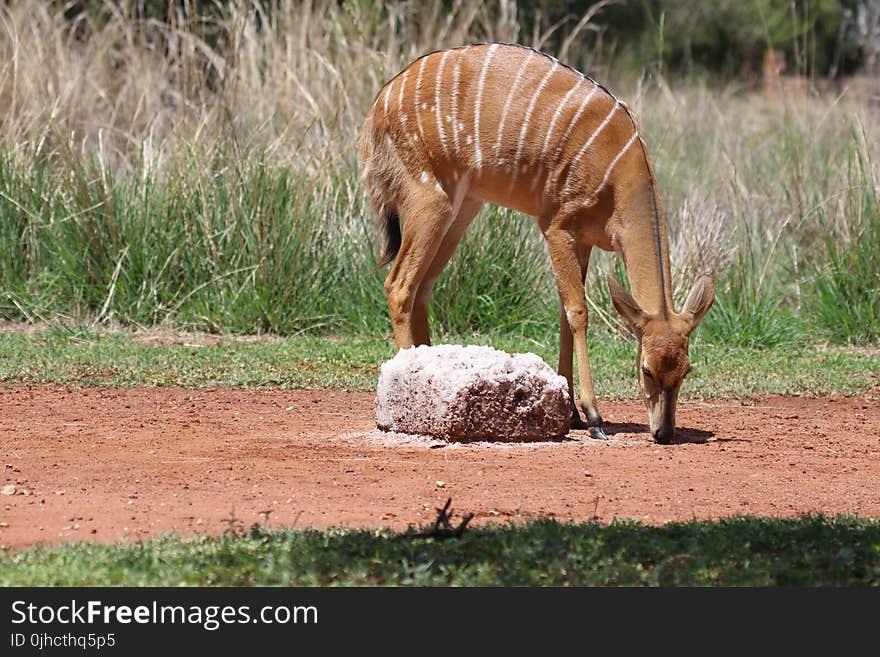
xmin=0 ymin=0 xmax=877 ymax=348
xmin=53 ymin=0 xmax=880 ymax=78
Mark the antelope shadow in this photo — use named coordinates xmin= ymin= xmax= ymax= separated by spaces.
xmin=602 ymin=420 xmax=715 ymax=444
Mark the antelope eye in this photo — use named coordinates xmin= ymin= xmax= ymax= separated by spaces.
xmin=641 ymin=365 xmax=653 ymax=379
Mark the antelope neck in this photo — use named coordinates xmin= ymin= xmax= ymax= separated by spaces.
xmin=617 ymin=173 xmax=674 ymax=320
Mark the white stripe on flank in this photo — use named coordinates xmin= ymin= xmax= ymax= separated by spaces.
xmin=383 ymin=80 xmax=393 ymax=116
xmin=541 ymin=82 xmax=599 ymax=198
xmin=435 ymin=50 xmax=452 ymax=159
xmin=564 ymin=99 xmax=620 ymax=195
xmin=493 ymin=54 xmax=533 ymax=159
xmin=415 ymin=57 xmax=428 ymax=141
xmin=550 ymin=83 xmax=599 ymax=164
xmin=450 ymin=172 xmax=473 ymax=217
xmin=397 ymin=69 xmax=409 ymax=121
xmin=451 ymin=56 xmax=462 ymax=153
xmin=540 ymin=77 xmax=583 ymax=159
xmin=513 ymin=62 xmax=559 ymax=174
xmin=582 ymin=130 xmax=639 ymax=205
xmin=473 ymin=44 xmax=500 ymax=171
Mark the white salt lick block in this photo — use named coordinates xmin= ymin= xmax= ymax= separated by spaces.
xmin=375 ymin=344 xmax=571 ymax=442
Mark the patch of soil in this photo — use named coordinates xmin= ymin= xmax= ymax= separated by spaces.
xmin=1 ymin=385 xmax=878 ymax=549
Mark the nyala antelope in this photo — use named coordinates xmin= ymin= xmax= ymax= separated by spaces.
xmin=358 ymin=43 xmax=715 ymax=443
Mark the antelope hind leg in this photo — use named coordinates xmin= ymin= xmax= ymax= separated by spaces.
xmin=383 ymin=184 xmax=455 ymax=349
xmin=411 ymin=199 xmax=482 ymax=346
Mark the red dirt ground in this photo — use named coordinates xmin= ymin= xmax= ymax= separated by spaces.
xmin=1 ymin=384 xmax=879 ymax=549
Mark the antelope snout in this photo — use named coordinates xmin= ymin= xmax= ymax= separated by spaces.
xmin=651 ymin=426 xmax=675 ymax=445
xmin=648 ymin=388 xmax=678 ymax=444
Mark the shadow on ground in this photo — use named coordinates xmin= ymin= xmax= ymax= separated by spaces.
xmin=604 ymin=421 xmax=715 ymax=444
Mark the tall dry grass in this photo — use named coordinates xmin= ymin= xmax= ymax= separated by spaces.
xmin=0 ymin=0 xmax=877 ymax=341
xmin=0 ymin=0 xmax=526 ymax=171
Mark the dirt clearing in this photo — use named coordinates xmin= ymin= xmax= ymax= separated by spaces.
xmin=1 ymin=385 xmax=878 ymax=549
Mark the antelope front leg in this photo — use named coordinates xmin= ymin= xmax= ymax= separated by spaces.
xmin=544 ymin=228 xmax=607 ymax=439
xmin=558 ymin=246 xmax=593 ymax=430
xmin=558 ymin=298 xmax=583 ymax=428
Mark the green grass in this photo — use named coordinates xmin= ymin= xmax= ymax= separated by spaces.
xmin=809 ymin=175 xmax=880 ymax=345
xmin=0 ymin=131 xmax=877 ymax=348
xmin=0 ymin=150 xmax=558 ymax=338
xmin=2 ymin=515 xmax=878 ymax=586
xmin=0 ymin=329 xmax=877 ymax=398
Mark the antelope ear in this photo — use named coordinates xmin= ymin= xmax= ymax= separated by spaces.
xmin=681 ymin=274 xmax=716 ymax=332
xmin=606 ymin=275 xmax=648 ymax=334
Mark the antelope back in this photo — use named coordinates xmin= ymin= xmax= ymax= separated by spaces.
xmin=360 ymin=43 xmax=645 ymax=218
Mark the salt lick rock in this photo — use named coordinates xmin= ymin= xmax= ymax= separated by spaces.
xmin=375 ymin=344 xmax=571 ymax=442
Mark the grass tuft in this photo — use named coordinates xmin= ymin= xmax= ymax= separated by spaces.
xmin=809 ymin=155 xmax=880 ymax=345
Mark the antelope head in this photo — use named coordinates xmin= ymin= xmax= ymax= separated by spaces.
xmin=607 ymin=274 xmax=715 ymax=444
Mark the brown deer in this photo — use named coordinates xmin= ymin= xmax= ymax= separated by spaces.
xmin=358 ymin=43 xmax=715 ymax=443
xmin=762 ymin=49 xmax=808 ymax=98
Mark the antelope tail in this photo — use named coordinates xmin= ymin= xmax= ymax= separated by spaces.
xmin=358 ymin=113 xmax=403 ymax=268
xmin=378 ymin=206 xmax=401 ymax=268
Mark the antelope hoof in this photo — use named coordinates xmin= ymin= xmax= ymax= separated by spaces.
xmin=571 ymin=408 xmax=606 ymax=439
xmin=570 ymin=411 xmax=591 ymax=431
